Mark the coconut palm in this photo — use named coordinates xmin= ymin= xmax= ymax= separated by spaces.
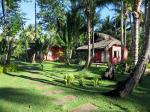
xmin=79 ymin=0 xmax=114 ymax=68
xmin=57 ymin=5 xmax=85 ymax=65
xmin=105 ymin=0 xmax=150 ymax=98
xmin=0 ymin=0 xmax=21 ymax=65
xmin=132 ymin=0 xmax=143 ymax=65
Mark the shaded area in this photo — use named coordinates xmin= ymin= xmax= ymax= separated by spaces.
xmin=6 ymin=72 xmax=115 ymax=94
xmin=10 ymin=61 xmax=150 ymax=111
xmin=0 ymin=87 xmax=53 ymax=105
xmin=128 ymin=76 xmax=150 ymax=112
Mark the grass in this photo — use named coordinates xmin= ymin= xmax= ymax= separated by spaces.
xmin=0 ymin=61 xmax=150 ymax=112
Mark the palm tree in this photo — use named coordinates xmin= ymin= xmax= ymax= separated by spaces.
xmin=32 ymin=0 xmax=37 ymax=63
xmin=57 ymin=4 xmax=84 ymax=65
xmin=80 ymin=0 xmax=94 ymax=68
xmin=104 ymin=0 xmax=150 ymax=98
xmin=121 ymin=1 xmax=124 ymax=46
xmin=1 ymin=0 xmax=5 ymax=23
xmin=80 ymin=0 xmax=113 ymax=69
xmin=133 ymin=0 xmax=143 ymax=65
xmin=1 ymin=0 xmax=21 ymax=65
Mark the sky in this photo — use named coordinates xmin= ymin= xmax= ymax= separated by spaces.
xmin=20 ymin=1 xmax=115 ymax=26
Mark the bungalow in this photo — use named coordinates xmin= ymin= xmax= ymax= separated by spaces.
xmin=44 ymin=46 xmax=64 ymax=61
xmin=77 ymin=33 xmax=128 ymax=64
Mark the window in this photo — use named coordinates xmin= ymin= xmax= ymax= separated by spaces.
xmin=114 ymin=51 xmax=117 ymax=58
xmin=48 ymin=51 xmax=52 ymax=56
xmin=114 ymin=50 xmax=120 ymax=58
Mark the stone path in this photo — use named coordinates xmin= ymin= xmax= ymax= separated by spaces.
xmin=54 ymin=95 xmax=76 ymax=106
xmin=71 ymin=103 xmax=97 ymax=112
xmin=29 ymin=78 xmax=97 ymax=112
xmin=43 ymin=90 xmax=64 ymax=96
xmin=30 ymin=80 xmax=54 ymax=90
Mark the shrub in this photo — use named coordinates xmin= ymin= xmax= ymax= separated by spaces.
xmin=93 ymin=76 xmax=99 ymax=87
xmin=3 ymin=64 xmax=18 ymax=73
xmin=115 ymin=63 xmax=126 ymax=74
xmin=0 ymin=66 xmax=4 ymax=74
xmin=64 ymin=74 xmax=75 ymax=86
xmin=79 ymin=75 xmax=85 ymax=87
xmin=99 ymin=67 xmax=107 ymax=75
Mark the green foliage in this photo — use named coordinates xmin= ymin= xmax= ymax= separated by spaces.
xmin=64 ymin=74 xmax=75 ymax=86
xmin=12 ymin=40 xmax=25 ymax=58
xmin=0 ymin=38 xmax=8 ymax=55
xmin=0 ymin=61 xmax=150 ymax=111
xmin=93 ymin=76 xmax=99 ymax=87
xmin=99 ymin=67 xmax=108 ymax=76
xmin=78 ymin=75 xmax=85 ymax=87
xmin=147 ymin=63 xmax=150 ymax=69
xmin=0 ymin=66 xmax=4 ymax=74
xmin=115 ymin=63 xmax=126 ymax=74
xmin=3 ymin=64 xmax=18 ymax=73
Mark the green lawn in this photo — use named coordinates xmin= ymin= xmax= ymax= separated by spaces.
xmin=0 ymin=61 xmax=150 ymax=112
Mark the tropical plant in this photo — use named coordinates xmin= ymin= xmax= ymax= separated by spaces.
xmin=64 ymin=74 xmax=75 ymax=86
xmin=93 ymin=76 xmax=99 ymax=87
xmin=78 ymin=75 xmax=85 ymax=87
xmin=105 ymin=0 xmax=150 ymax=97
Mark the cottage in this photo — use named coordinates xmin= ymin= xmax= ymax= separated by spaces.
xmin=77 ymin=33 xmax=128 ymax=64
xmin=44 ymin=46 xmax=64 ymax=61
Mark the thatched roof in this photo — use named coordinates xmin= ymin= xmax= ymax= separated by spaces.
xmin=77 ymin=33 xmax=121 ymax=50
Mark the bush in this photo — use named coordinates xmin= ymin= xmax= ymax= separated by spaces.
xmin=0 ymin=66 xmax=4 ymax=74
xmin=79 ymin=75 xmax=85 ymax=87
xmin=115 ymin=63 xmax=126 ymax=74
xmin=99 ymin=67 xmax=108 ymax=76
xmin=93 ymin=76 xmax=99 ymax=87
xmin=64 ymin=74 xmax=75 ymax=86
xmin=3 ymin=64 xmax=18 ymax=73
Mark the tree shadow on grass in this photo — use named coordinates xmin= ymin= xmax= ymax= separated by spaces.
xmin=0 ymin=87 xmax=53 ymax=105
xmin=51 ymin=63 xmax=81 ymax=72
xmin=6 ymin=72 xmax=115 ymax=95
xmin=127 ymin=76 xmax=150 ymax=111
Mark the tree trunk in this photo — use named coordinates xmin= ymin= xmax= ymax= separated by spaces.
xmin=5 ymin=39 xmax=14 ymax=65
xmin=121 ymin=1 xmax=124 ymax=62
xmin=133 ymin=19 xmax=140 ymax=65
xmin=104 ymin=1 xmax=150 ymax=98
xmin=133 ymin=0 xmax=142 ymax=65
xmin=144 ymin=0 xmax=148 ymax=34
xmin=65 ymin=48 xmax=72 ymax=65
xmin=103 ymin=65 xmax=115 ymax=80
xmin=32 ymin=53 xmax=36 ymax=63
xmin=124 ymin=19 xmax=127 ymax=47
xmin=84 ymin=14 xmax=91 ymax=69
xmin=129 ymin=13 xmax=134 ymax=58
xmin=92 ymin=29 xmax=94 ymax=58
xmin=22 ymin=23 xmax=29 ymax=61
xmin=35 ymin=0 xmax=37 ymax=39
xmin=2 ymin=0 xmax=6 ymax=38
xmin=121 ymin=1 xmax=124 ymax=45
xmin=1 ymin=0 xmax=5 ymax=20
xmin=25 ymin=39 xmax=29 ymax=61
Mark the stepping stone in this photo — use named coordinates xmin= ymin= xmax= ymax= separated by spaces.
xmin=36 ymin=85 xmax=49 ymax=90
xmin=71 ymin=103 xmax=97 ymax=112
xmin=43 ymin=90 xmax=64 ymax=96
xmin=31 ymin=81 xmax=53 ymax=87
xmin=54 ymin=95 xmax=76 ymax=106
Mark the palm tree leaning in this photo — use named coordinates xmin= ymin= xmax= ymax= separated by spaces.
xmin=104 ymin=0 xmax=150 ymax=98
